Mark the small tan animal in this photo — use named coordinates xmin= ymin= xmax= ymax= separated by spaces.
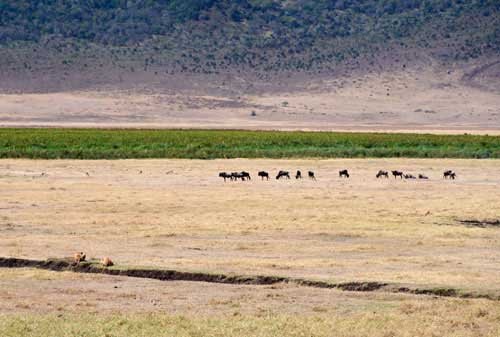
xmin=101 ymin=257 xmax=114 ymax=267
xmin=73 ymin=252 xmax=86 ymax=264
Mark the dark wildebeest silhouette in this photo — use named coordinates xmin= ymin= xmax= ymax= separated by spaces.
xmin=339 ymin=169 xmax=349 ymax=178
xmin=376 ymin=170 xmax=389 ymax=178
xmin=392 ymin=170 xmax=404 ymax=179
xmin=276 ymin=170 xmax=290 ymax=180
xmin=219 ymin=172 xmax=232 ymax=182
xmin=308 ymin=171 xmax=316 ymax=180
xmin=295 ymin=170 xmax=302 ymax=179
xmin=443 ymin=170 xmax=456 ymax=179
xmin=231 ymin=171 xmax=251 ymax=181
xmin=231 ymin=172 xmax=245 ymax=181
xmin=418 ymin=174 xmax=429 ymax=180
xmin=404 ymin=174 xmax=416 ymax=179
xmin=241 ymin=171 xmax=251 ymax=180
xmin=258 ymin=171 xmax=269 ymax=180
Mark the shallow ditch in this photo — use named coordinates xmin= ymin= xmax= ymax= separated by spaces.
xmin=0 ymin=257 xmax=498 ymax=301
xmin=457 ymin=219 xmax=500 ymax=228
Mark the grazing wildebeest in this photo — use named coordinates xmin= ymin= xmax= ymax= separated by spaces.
xmin=443 ymin=170 xmax=456 ymax=179
xmin=231 ymin=172 xmax=243 ymax=181
xmin=258 ymin=171 xmax=269 ymax=180
xmin=404 ymin=174 xmax=416 ymax=179
xmin=231 ymin=172 xmax=250 ymax=181
xmin=308 ymin=171 xmax=316 ymax=180
xmin=241 ymin=171 xmax=251 ymax=180
xmin=339 ymin=169 xmax=349 ymax=178
xmin=376 ymin=170 xmax=389 ymax=178
xmin=418 ymin=174 xmax=429 ymax=180
xmin=219 ymin=172 xmax=232 ymax=181
xmin=392 ymin=170 xmax=404 ymax=179
xmin=276 ymin=170 xmax=290 ymax=180
xmin=295 ymin=170 xmax=302 ymax=179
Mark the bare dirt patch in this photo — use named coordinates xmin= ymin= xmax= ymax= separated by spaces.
xmin=1 ymin=65 xmax=499 ymax=134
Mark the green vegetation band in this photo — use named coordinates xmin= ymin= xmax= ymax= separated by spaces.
xmin=0 ymin=129 xmax=499 ymax=159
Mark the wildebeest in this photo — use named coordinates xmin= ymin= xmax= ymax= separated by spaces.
xmin=376 ymin=170 xmax=389 ymax=178
xmin=308 ymin=171 xmax=316 ymax=180
xmin=231 ymin=172 xmax=250 ymax=181
xmin=392 ymin=170 xmax=404 ymax=179
xmin=418 ymin=174 xmax=429 ymax=180
xmin=295 ymin=170 xmax=302 ymax=179
xmin=219 ymin=172 xmax=232 ymax=181
xmin=404 ymin=174 xmax=416 ymax=179
xmin=241 ymin=171 xmax=251 ymax=180
xmin=258 ymin=171 xmax=269 ymax=180
xmin=276 ymin=170 xmax=290 ymax=180
xmin=443 ymin=170 xmax=456 ymax=179
xmin=339 ymin=169 xmax=349 ymax=178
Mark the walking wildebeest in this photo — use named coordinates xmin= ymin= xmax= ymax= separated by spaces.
xmin=258 ymin=171 xmax=269 ymax=180
xmin=376 ymin=170 xmax=389 ymax=178
xmin=404 ymin=174 xmax=416 ymax=179
xmin=241 ymin=171 xmax=251 ymax=180
xmin=308 ymin=171 xmax=316 ymax=180
xmin=276 ymin=170 xmax=290 ymax=180
xmin=339 ymin=169 xmax=349 ymax=178
xmin=219 ymin=172 xmax=232 ymax=182
xmin=443 ymin=170 xmax=456 ymax=179
xmin=295 ymin=170 xmax=302 ymax=179
xmin=418 ymin=174 xmax=429 ymax=180
xmin=231 ymin=172 xmax=244 ymax=181
xmin=392 ymin=170 xmax=404 ymax=179
xmin=231 ymin=171 xmax=251 ymax=181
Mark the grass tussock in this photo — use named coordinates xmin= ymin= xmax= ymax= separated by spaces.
xmin=1 ymin=299 xmax=500 ymax=337
xmin=0 ymin=129 xmax=499 ymax=159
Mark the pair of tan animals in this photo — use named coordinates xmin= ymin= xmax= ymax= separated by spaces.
xmin=73 ymin=252 xmax=113 ymax=267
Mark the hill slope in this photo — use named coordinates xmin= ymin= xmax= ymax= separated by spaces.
xmin=0 ymin=0 xmax=499 ymax=92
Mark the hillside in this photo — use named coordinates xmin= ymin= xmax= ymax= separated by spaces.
xmin=0 ymin=0 xmax=499 ymax=92
xmin=0 ymin=1 xmax=499 ymax=132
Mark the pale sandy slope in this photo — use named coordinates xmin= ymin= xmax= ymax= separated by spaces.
xmin=0 ymin=64 xmax=499 ymax=133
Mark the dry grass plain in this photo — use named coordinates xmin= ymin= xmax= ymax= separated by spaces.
xmin=1 ymin=158 xmax=499 ymax=336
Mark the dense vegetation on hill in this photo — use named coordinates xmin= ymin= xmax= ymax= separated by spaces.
xmin=0 ymin=0 xmax=498 ymax=76
xmin=1 ymin=129 xmax=498 ymax=159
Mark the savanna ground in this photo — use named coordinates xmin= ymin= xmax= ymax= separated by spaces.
xmin=1 ymin=64 xmax=500 ymax=134
xmin=1 ymin=158 xmax=499 ymax=336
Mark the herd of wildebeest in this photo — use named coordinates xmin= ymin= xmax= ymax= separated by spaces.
xmin=219 ymin=169 xmax=457 ymax=181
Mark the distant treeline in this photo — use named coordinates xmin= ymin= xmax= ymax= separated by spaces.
xmin=0 ymin=129 xmax=498 ymax=159
xmin=0 ymin=1 xmax=499 ymax=74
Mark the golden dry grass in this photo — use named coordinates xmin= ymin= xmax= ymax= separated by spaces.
xmin=1 ymin=158 xmax=499 ymax=291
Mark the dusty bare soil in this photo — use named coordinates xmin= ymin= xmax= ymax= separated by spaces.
xmin=1 ymin=64 xmax=499 ymax=133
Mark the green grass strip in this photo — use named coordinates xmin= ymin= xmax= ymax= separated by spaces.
xmin=0 ymin=128 xmax=499 ymax=159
